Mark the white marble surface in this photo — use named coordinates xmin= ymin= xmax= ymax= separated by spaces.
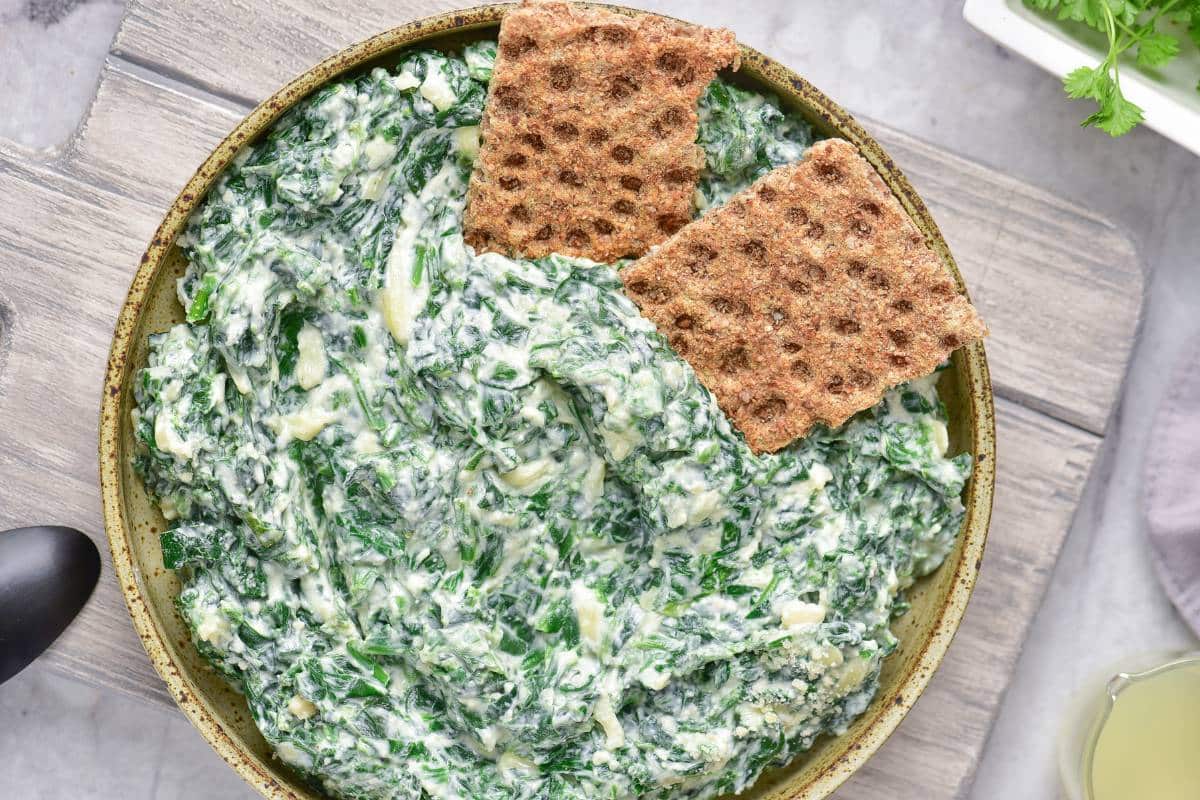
xmin=0 ymin=666 xmax=254 ymax=799
xmin=1 ymin=1 xmax=1198 ymax=798
xmin=0 ymin=0 xmax=125 ymax=151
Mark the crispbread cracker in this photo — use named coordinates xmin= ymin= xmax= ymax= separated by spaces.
xmin=621 ymin=138 xmax=987 ymax=453
xmin=464 ymin=0 xmax=738 ymax=262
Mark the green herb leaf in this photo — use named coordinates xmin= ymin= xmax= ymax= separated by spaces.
xmin=1136 ymin=31 xmax=1181 ymax=67
xmin=1086 ymin=89 xmax=1145 ymax=136
xmin=1055 ymin=0 xmax=1113 ymax=30
xmin=1063 ymin=66 xmax=1111 ymax=100
xmin=185 ymin=274 xmax=218 ymax=323
xmin=1027 ymin=0 xmax=1193 ymax=136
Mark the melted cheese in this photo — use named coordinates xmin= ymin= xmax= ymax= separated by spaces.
xmin=295 ymin=323 xmax=328 ymax=390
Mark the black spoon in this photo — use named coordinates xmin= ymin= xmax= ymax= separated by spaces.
xmin=0 ymin=526 xmax=100 ymax=685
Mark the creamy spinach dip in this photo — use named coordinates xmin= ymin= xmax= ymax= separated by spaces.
xmin=133 ymin=43 xmax=971 ymax=800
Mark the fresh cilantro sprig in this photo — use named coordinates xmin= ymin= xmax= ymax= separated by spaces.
xmin=1025 ymin=0 xmax=1200 ymax=136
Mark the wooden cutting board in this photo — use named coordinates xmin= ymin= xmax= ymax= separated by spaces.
xmin=0 ymin=2 xmax=1141 ymax=798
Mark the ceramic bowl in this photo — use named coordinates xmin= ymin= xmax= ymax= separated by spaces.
xmin=99 ymin=5 xmax=996 ymax=799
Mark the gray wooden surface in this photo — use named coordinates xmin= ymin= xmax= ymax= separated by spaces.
xmin=0 ymin=2 xmax=1142 ymax=798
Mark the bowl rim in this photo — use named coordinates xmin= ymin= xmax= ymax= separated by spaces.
xmin=98 ymin=5 xmax=996 ymax=799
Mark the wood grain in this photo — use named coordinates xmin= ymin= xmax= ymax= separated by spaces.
xmin=65 ymin=61 xmax=245 ymax=209
xmin=0 ymin=155 xmax=170 ymax=704
xmin=0 ymin=4 xmax=1143 ymax=799
xmin=112 ymin=0 xmax=469 ymax=104
xmin=870 ymin=124 xmax=1142 ymax=435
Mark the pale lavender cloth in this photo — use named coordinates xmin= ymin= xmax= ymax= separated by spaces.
xmin=1144 ymin=341 xmax=1200 ymax=636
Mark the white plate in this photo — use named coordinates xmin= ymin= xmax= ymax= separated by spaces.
xmin=964 ymin=0 xmax=1200 ymax=155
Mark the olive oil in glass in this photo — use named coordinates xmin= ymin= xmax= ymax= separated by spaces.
xmin=1060 ymin=654 xmax=1200 ymax=800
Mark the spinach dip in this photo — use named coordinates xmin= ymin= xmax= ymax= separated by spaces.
xmin=133 ymin=43 xmax=971 ymax=800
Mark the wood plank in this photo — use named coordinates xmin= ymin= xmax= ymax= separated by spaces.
xmin=867 ymin=123 xmax=1142 ymax=435
xmin=0 ymin=155 xmax=171 ymax=705
xmin=111 ymin=0 xmax=468 ymax=104
xmin=72 ymin=59 xmax=1139 ymax=440
xmin=64 ymin=60 xmax=244 ymax=210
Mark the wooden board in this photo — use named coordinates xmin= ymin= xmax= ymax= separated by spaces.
xmin=0 ymin=3 xmax=1143 ymax=798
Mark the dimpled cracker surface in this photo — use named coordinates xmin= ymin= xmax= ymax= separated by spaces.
xmin=464 ymin=0 xmax=738 ymax=262
xmin=621 ymin=138 xmax=988 ymax=453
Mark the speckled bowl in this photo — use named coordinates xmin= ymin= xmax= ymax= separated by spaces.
xmin=99 ymin=5 xmax=995 ymax=799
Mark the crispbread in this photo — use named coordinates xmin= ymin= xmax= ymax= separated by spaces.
xmin=621 ymin=138 xmax=987 ymax=453
xmin=464 ymin=0 xmax=738 ymax=262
